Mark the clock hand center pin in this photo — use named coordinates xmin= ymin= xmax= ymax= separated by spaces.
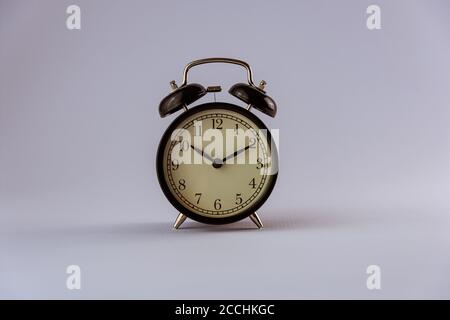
xmin=190 ymin=144 xmax=223 ymax=168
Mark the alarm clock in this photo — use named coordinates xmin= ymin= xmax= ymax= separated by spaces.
xmin=156 ymin=58 xmax=278 ymax=229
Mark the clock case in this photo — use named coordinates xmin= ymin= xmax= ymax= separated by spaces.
xmin=156 ymin=58 xmax=278 ymax=229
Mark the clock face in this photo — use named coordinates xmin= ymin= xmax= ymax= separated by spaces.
xmin=156 ymin=103 xmax=278 ymax=224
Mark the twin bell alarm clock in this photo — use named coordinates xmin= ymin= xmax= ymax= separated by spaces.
xmin=156 ymin=58 xmax=278 ymax=229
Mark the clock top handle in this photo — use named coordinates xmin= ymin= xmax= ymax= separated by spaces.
xmin=180 ymin=57 xmax=256 ymax=87
xmin=159 ymin=58 xmax=277 ymax=118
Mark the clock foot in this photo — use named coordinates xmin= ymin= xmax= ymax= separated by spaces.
xmin=173 ymin=213 xmax=187 ymax=229
xmin=249 ymin=212 xmax=263 ymax=229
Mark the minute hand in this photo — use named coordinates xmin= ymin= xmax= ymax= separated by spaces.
xmin=222 ymin=144 xmax=254 ymax=163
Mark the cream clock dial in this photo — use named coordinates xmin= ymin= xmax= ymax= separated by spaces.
xmin=156 ymin=103 xmax=278 ymax=226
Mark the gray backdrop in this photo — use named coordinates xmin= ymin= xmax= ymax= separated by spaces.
xmin=1 ymin=0 xmax=449 ymax=299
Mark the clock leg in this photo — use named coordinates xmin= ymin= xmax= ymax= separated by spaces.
xmin=249 ymin=212 xmax=263 ymax=229
xmin=173 ymin=213 xmax=187 ymax=229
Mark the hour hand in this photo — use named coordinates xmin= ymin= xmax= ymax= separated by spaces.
xmin=190 ymin=144 xmax=214 ymax=163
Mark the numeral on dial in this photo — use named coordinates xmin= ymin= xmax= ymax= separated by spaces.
xmin=194 ymin=193 xmax=202 ymax=204
xmin=235 ymin=193 xmax=243 ymax=205
xmin=212 ymin=118 xmax=223 ymax=129
xmin=179 ymin=140 xmax=189 ymax=151
xmin=172 ymin=159 xmax=179 ymax=170
xmin=214 ymin=199 xmax=222 ymax=210
xmin=178 ymin=179 xmax=186 ymax=190
xmin=256 ymin=158 xmax=263 ymax=169
xmin=249 ymin=178 xmax=256 ymax=189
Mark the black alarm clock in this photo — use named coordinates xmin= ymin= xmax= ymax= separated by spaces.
xmin=156 ymin=58 xmax=278 ymax=229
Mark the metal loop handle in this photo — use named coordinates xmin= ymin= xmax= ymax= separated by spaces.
xmin=180 ymin=57 xmax=256 ymax=87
